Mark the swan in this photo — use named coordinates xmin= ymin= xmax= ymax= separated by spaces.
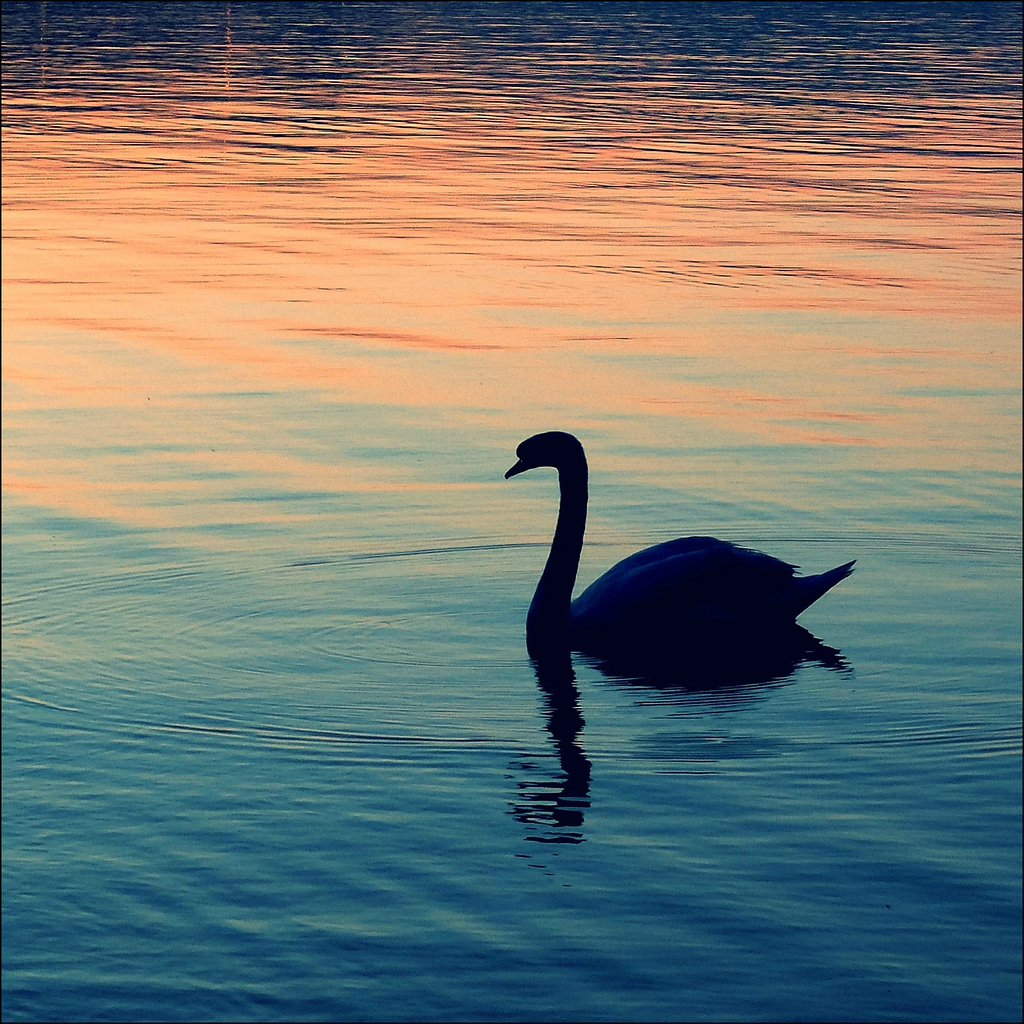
xmin=505 ymin=431 xmax=854 ymax=660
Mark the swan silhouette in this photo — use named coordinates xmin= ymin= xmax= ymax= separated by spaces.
xmin=506 ymin=431 xmax=854 ymax=661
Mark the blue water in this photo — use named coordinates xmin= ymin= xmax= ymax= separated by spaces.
xmin=3 ymin=4 xmax=1021 ymax=1021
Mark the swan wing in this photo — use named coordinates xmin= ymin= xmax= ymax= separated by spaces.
xmin=569 ymin=538 xmax=800 ymax=650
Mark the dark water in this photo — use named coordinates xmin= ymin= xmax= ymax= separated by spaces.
xmin=2 ymin=3 xmax=1021 ymax=1021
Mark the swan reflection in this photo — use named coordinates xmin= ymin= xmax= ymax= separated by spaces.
xmin=509 ymin=647 xmax=591 ymax=844
xmin=585 ymin=622 xmax=849 ymax=691
xmin=509 ymin=627 xmax=850 ymax=844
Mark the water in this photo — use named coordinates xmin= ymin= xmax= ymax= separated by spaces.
xmin=2 ymin=3 xmax=1021 ymax=1021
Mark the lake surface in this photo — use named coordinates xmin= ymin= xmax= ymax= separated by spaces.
xmin=2 ymin=3 xmax=1021 ymax=1021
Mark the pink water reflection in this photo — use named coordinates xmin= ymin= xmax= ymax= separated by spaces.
xmin=3 ymin=81 xmax=1020 ymax=535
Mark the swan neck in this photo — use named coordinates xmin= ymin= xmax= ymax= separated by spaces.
xmin=527 ymin=460 xmax=588 ymax=650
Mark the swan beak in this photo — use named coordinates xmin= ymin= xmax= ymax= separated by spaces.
xmin=505 ymin=459 xmax=529 ymax=479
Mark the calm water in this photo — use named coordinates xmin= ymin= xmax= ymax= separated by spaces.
xmin=2 ymin=3 xmax=1021 ymax=1021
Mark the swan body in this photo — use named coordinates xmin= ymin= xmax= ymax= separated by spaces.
xmin=506 ymin=431 xmax=854 ymax=659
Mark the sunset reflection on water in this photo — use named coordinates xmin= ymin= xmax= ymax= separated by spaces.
xmin=4 ymin=64 xmax=1019 ymax=537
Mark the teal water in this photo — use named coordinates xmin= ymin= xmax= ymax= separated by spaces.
xmin=3 ymin=4 xmax=1021 ymax=1021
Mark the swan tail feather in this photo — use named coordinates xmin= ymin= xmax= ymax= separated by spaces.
xmin=783 ymin=560 xmax=856 ymax=619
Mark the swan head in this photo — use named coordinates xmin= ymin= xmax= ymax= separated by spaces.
xmin=505 ymin=431 xmax=587 ymax=479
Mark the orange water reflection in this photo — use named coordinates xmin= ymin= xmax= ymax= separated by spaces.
xmin=3 ymin=83 xmax=1020 ymax=537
